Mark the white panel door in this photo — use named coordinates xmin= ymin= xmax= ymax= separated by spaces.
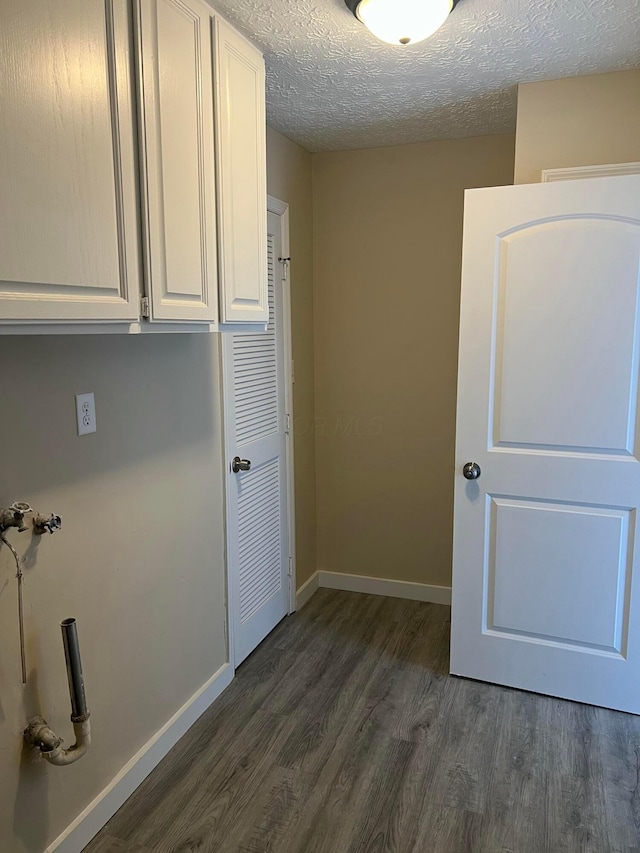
xmin=214 ymin=18 xmax=269 ymax=326
xmin=136 ymin=0 xmax=218 ymax=323
xmin=452 ymin=175 xmax=640 ymax=714
xmin=0 ymin=0 xmax=140 ymax=323
xmin=224 ymin=212 xmax=289 ymax=665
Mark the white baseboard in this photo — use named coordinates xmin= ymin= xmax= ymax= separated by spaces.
xmin=320 ymin=571 xmax=452 ymax=605
xmin=296 ymin=570 xmax=451 ymax=608
xmin=295 ymin=571 xmax=320 ymax=610
xmin=47 ymin=662 xmax=234 ymax=853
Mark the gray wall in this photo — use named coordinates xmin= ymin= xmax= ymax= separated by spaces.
xmin=0 ymin=334 xmax=228 ymax=852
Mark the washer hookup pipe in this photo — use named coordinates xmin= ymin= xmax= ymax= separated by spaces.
xmin=24 ymin=618 xmax=91 ymax=765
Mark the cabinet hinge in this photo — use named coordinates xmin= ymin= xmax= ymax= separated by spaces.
xmin=285 ymin=413 xmax=291 ymax=433
xmin=140 ymin=296 xmax=150 ymax=318
xmin=288 ymin=557 xmax=293 ymax=577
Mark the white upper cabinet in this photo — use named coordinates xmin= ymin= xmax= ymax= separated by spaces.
xmin=0 ymin=0 xmax=141 ymax=325
xmin=214 ymin=18 xmax=269 ymax=326
xmin=0 ymin=0 xmax=268 ymax=332
xmin=136 ymin=0 xmax=218 ymax=324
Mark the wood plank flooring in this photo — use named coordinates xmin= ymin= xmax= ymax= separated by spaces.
xmin=84 ymin=590 xmax=640 ymax=853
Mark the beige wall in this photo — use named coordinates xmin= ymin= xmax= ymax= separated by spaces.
xmin=514 ymin=69 xmax=640 ymax=184
xmin=0 ymin=334 xmax=228 ymax=852
xmin=266 ymin=127 xmax=316 ymax=587
xmin=313 ymin=134 xmax=515 ymax=588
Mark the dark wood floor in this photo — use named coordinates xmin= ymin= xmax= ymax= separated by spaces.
xmin=85 ymin=590 xmax=640 ymax=853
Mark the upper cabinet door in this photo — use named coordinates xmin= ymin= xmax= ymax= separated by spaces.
xmin=0 ymin=0 xmax=140 ymax=324
xmin=214 ymin=18 xmax=269 ymax=325
xmin=136 ymin=0 xmax=218 ymax=323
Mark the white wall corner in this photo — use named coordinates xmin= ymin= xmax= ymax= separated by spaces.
xmin=47 ymin=662 xmax=234 ymax=853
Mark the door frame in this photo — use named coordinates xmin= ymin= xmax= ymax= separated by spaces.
xmin=221 ymin=195 xmax=296 ymax=670
xmin=267 ymin=195 xmax=297 ymax=617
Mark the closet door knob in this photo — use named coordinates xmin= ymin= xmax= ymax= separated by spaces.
xmin=232 ymin=457 xmax=251 ymax=474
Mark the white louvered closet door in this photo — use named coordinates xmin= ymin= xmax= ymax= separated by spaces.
xmin=223 ymin=210 xmax=290 ymax=665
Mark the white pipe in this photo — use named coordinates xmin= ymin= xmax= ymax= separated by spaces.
xmin=24 ymin=715 xmax=91 ymax=766
xmin=43 ymin=718 xmax=91 ymax=766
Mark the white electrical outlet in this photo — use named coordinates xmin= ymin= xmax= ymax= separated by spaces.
xmin=75 ymin=393 xmax=97 ymax=436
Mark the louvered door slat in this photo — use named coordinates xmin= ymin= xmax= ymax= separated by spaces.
xmin=238 ymin=497 xmax=280 ymax=529
xmin=239 ymin=535 xmax=280 ymax=573
xmin=236 ymin=401 xmax=278 ymax=420
xmin=232 ymin=237 xmax=278 ymax=446
xmin=238 ymin=519 xmax=280 ymax=565
xmin=238 ymin=511 xmax=280 ymax=548
xmin=237 ymin=458 xmax=281 ymax=623
xmin=237 ymin=482 xmax=280 ymax=515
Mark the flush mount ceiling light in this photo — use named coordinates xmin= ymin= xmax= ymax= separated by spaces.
xmin=345 ymin=0 xmax=460 ymax=46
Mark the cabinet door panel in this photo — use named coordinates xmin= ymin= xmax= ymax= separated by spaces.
xmin=136 ymin=0 xmax=218 ymax=323
xmin=0 ymin=0 xmax=140 ymax=323
xmin=214 ymin=18 xmax=268 ymax=325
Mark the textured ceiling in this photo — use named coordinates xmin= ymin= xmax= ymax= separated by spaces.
xmin=209 ymin=0 xmax=640 ymax=151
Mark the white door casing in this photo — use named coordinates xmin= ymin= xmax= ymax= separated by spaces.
xmin=451 ymin=175 xmax=640 ymax=714
xmin=542 ymin=162 xmax=640 ymax=182
xmin=223 ymin=205 xmax=294 ymax=667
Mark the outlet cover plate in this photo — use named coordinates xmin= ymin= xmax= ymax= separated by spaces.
xmin=75 ymin=393 xmax=97 ymax=436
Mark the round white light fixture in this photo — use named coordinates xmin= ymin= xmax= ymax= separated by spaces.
xmin=345 ymin=0 xmax=460 ymax=46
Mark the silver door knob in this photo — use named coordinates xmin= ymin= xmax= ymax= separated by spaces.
xmin=232 ymin=457 xmax=251 ymax=474
xmin=463 ymin=462 xmax=481 ymax=480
